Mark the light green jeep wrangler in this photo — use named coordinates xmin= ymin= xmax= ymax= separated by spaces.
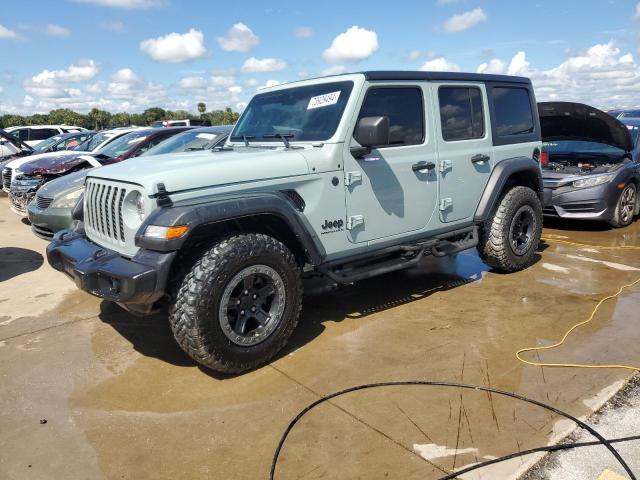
xmin=48 ymin=71 xmax=544 ymax=373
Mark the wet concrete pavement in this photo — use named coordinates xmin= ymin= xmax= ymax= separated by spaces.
xmin=1 ymin=197 xmax=639 ymax=480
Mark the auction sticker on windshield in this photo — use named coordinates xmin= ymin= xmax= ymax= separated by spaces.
xmin=307 ymin=91 xmax=341 ymax=110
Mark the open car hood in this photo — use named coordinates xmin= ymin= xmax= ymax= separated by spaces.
xmin=0 ymin=129 xmax=33 ymax=154
xmin=538 ymin=102 xmax=633 ymax=152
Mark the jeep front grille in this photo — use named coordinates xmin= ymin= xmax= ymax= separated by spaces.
xmin=2 ymin=168 xmax=12 ymax=191
xmin=35 ymin=194 xmax=53 ymax=210
xmin=85 ymin=179 xmax=127 ymax=245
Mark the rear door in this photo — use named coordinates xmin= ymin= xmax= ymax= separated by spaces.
xmin=432 ymin=83 xmax=493 ymax=223
xmin=344 ymin=83 xmax=439 ymax=243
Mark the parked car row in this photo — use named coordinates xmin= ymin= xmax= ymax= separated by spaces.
xmin=5 ymin=124 xmax=88 ymax=147
xmin=2 ymin=125 xmax=232 ymax=239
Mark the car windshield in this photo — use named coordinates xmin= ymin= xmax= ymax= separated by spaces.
xmin=621 ymin=110 xmax=640 ymax=118
xmin=232 ymin=81 xmax=354 ymax=142
xmin=76 ymin=131 xmax=114 ymax=152
xmin=142 ymin=130 xmax=224 ymax=156
xmin=32 ymin=135 xmax=64 ymax=152
xmin=96 ymin=131 xmax=149 ymax=158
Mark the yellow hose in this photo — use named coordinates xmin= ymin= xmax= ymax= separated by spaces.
xmin=516 ymin=236 xmax=640 ymax=371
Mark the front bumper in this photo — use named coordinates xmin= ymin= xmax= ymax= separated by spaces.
xmin=27 ymin=201 xmax=73 ymax=240
xmin=542 ymin=182 xmax=617 ymax=221
xmin=47 ymin=228 xmax=176 ymax=314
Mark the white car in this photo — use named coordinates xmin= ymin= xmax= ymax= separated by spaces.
xmin=2 ymin=127 xmax=142 ymax=192
xmin=5 ymin=125 xmax=88 ymax=147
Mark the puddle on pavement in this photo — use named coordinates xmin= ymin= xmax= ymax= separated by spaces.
xmin=18 ymin=221 xmax=638 ymax=479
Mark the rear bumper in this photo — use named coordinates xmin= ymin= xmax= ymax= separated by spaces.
xmin=46 ymin=228 xmax=176 ymax=314
xmin=542 ymin=183 xmax=617 ymax=221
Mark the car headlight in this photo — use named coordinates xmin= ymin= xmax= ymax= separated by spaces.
xmin=50 ymin=187 xmax=84 ymax=209
xmin=134 ymin=191 xmax=145 ymax=220
xmin=571 ymin=174 xmax=615 ymax=189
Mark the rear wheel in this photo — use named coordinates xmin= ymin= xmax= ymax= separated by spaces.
xmin=610 ymin=183 xmax=637 ymax=228
xmin=478 ymin=186 xmax=542 ymax=272
xmin=169 ymin=233 xmax=303 ymax=374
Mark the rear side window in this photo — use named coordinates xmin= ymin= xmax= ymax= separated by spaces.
xmin=493 ymin=87 xmax=534 ymax=136
xmin=357 ymin=87 xmax=424 ymax=146
xmin=438 ymin=87 xmax=485 ymax=141
xmin=31 ymin=128 xmax=58 ymax=141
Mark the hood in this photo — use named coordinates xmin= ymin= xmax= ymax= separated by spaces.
xmin=38 ymin=168 xmax=89 ymax=197
xmin=18 ymin=152 xmax=101 ymax=176
xmin=89 ymin=147 xmax=310 ymax=194
xmin=538 ymin=102 xmax=633 ymax=151
xmin=6 ymin=149 xmax=80 ymax=170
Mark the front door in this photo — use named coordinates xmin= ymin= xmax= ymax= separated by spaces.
xmin=431 ymin=82 xmax=493 ymax=223
xmin=344 ymin=84 xmax=439 ymax=243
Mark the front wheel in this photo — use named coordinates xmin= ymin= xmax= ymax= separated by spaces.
xmin=478 ymin=186 xmax=543 ymax=272
xmin=610 ymin=183 xmax=637 ymax=228
xmin=169 ymin=233 xmax=303 ymax=374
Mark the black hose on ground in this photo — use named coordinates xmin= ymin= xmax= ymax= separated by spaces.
xmin=269 ymin=381 xmax=638 ymax=480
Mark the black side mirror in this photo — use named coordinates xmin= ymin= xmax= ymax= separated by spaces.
xmin=351 ymin=116 xmax=390 ymax=158
xmin=354 ymin=116 xmax=390 ymax=147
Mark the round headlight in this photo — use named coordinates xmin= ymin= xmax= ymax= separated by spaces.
xmin=134 ymin=192 xmax=145 ymax=220
xmin=122 ymin=190 xmax=146 ymax=228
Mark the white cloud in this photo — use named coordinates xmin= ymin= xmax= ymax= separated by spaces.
xmin=46 ymin=24 xmax=71 ymax=37
xmin=217 ymin=23 xmax=259 ymax=52
xmin=107 ymin=68 xmax=145 ymax=97
xmin=23 ymin=60 xmax=99 ymax=99
xmin=99 ymin=20 xmax=125 ymax=32
xmin=74 ymin=0 xmax=165 ymax=8
xmin=420 ymin=56 xmax=461 ymax=72
xmin=140 ymin=29 xmax=206 ymax=63
xmin=322 ymin=26 xmax=378 ymax=63
xmin=257 ymin=80 xmax=283 ymax=90
xmin=443 ymin=8 xmax=488 ymax=33
xmin=241 ymin=57 xmax=288 ymax=73
xmin=228 ymin=85 xmax=242 ymax=95
xmin=634 ymin=3 xmax=640 ymax=21
xmin=295 ymin=26 xmax=313 ymax=39
xmin=0 ymin=24 xmax=19 ymax=40
xmin=321 ymin=65 xmax=346 ymax=76
xmin=477 ymin=58 xmax=506 ymax=74
xmin=179 ymin=76 xmax=207 ymax=90
xmin=477 ymin=42 xmax=640 ymax=109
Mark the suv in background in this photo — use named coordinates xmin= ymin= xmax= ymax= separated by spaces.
xmin=6 ymin=125 xmax=87 ymax=147
xmin=48 ymin=71 xmax=544 ymax=374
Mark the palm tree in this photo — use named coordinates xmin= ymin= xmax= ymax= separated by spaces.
xmin=197 ymin=102 xmax=206 ymax=118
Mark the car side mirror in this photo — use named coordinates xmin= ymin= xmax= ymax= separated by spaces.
xmin=354 ymin=116 xmax=390 ymax=147
xmin=351 ymin=116 xmax=390 ymax=158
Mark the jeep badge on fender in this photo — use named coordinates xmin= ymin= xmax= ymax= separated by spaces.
xmin=47 ymin=70 xmax=544 ymax=374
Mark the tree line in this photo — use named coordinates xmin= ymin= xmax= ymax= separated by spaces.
xmin=0 ymin=105 xmax=240 ymax=130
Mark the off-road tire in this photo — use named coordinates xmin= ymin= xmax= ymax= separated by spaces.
xmin=610 ymin=183 xmax=637 ymax=228
xmin=478 ymin=186 xmax=542 ymax=272
xmin=169 ymin=233 xmax=303 ymax=374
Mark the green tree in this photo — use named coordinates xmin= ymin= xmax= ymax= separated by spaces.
xmin=110 ymin=112 xmax=131 ymax=127
xmin=87 ymin=108 xmax=111 ymax=129
xmin=142 ymin=107 xmax=166 ymax=125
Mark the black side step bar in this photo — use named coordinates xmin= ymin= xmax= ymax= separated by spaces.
xmin=320 ymin=226 xmax=479 ymax=284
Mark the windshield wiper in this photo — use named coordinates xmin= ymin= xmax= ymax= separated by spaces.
xmin=262 ymin=133 xmax=294 ymax=149
xmin=230 ymin=135 xmax=255 ymax=147
xmin=185 ymin=146 xmax=205 ymax=151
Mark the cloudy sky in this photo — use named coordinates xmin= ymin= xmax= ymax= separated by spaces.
xmin=1 ymin=0 xmax=640 ymax=115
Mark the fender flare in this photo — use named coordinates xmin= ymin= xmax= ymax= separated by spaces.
xmin=134 ymin=191 xmax=326 ymax=265
xmin=474 ymin=156 xmax=543 ymax=223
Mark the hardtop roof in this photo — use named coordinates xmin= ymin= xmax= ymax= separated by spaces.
xmin=362 ymin=71 xmax=531 ymax=84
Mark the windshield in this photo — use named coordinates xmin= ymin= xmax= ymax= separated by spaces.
xmin=232 ymin=81 xmax=354 ymax=142
xmin=142 ymin=130 xmax=224 ymax=156
xmin=32 ymin=135 xmax=63 ymax=152
xmin=96 ymin=131 xmax=149 ymax=158
xmin=76 ymin=131 xmax=116 ymax=152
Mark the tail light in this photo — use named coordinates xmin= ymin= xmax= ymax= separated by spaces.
xmin=540 ymin=151 xmax=548 ymax=167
